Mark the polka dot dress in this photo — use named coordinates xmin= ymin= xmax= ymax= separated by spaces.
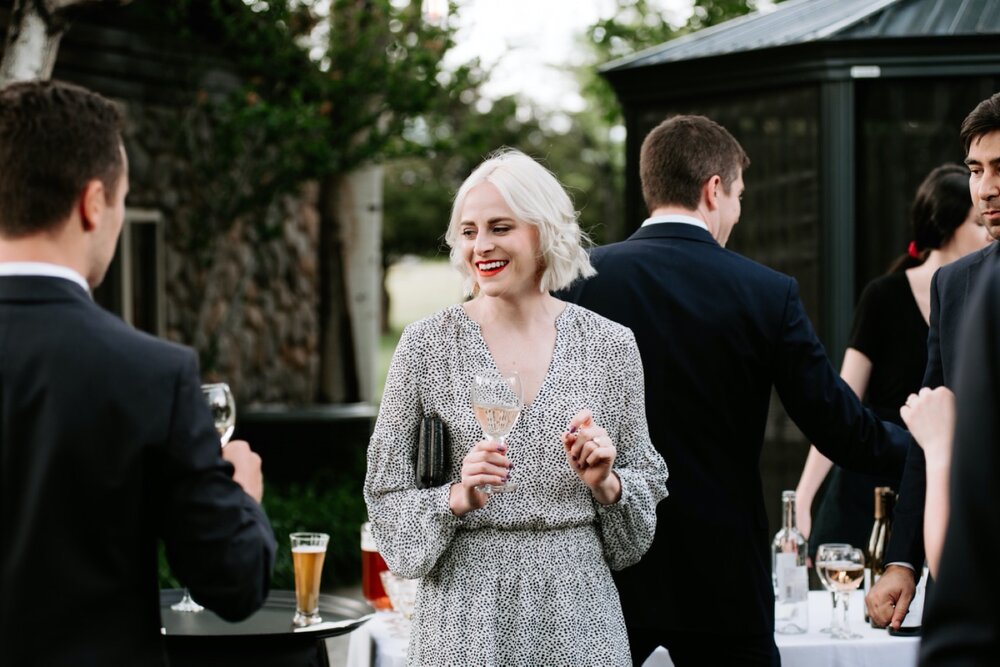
xmin=364 ymin=303 xmax=669 ymax=666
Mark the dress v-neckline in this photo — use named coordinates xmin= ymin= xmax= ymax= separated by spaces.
xmin=456 ymin=302 xmax=570 ymax=410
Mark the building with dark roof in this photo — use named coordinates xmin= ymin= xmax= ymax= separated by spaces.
xmin=602 ymin=0 xmax=1000 ymax=518
xmin=604 ymin=0 xmax=1000 ymax=354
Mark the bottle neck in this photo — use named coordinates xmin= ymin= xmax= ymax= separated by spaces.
xmin=874 ymin=486 xmax=894 ymax=520
xmin=782 ymin=497 xmax=796 ymax=530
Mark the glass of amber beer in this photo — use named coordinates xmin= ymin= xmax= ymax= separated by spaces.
xmin=291 ymin=532 xmax=329 ymax=627
xmin=361 ymin=522 xmax=392 ymax=611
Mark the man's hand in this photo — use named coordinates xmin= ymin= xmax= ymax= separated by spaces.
xmin=223 ymin=440 xmax=264 ymax=503
xmin=865 ymin=564 xmax=916 ymax=629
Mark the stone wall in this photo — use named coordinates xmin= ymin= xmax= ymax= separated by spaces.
xmin=123 ymin=103 xmax=322 ymax=406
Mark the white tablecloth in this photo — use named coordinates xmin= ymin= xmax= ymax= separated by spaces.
xmin=346 ymin=590 xmax=920 ymax=667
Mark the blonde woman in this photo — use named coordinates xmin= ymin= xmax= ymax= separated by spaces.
xmin=364 ymin=149 xmax=669 ymax=666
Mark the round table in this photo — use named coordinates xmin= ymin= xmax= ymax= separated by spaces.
xmin=161 ymin=588 xmax=372 ymax=667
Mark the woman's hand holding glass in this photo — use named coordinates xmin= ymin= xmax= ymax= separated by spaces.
xmin=562 ymin=409 xmax=621 ymax=505
xmin=448 ymin=438 xmax=512 ymax=516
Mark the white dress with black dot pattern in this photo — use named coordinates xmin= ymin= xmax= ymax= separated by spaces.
xmin=364 ymin=303 xmax=669 ymax=666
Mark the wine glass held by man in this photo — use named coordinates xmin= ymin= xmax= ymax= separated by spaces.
xmin=363 ymin=149 xmax=669 ymax=666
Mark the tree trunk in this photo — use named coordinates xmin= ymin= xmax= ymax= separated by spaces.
xmin=317 ymin=174 xmax=361 ymax=404
xmin=337 ymin=164 xmax=383 ymax=403
xmin=0 ymin=0 xmax=131 ymax=87
xmin=0 ymin=0 xmax=64 ymax=85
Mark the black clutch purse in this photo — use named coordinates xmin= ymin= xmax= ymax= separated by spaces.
xmin=415 ymin=415 xmax=449 ymax=489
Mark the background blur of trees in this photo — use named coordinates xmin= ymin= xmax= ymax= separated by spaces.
xmin=381 ymin=0 xmax=784 ymax=311
xmin=158 ymin=0 xmax=781 ymax=338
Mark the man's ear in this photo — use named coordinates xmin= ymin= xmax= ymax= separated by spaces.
xmin=78 ymin=179 xmax=106 ymax=232
xmin=703 ymin=174 xmax=722 ymax=212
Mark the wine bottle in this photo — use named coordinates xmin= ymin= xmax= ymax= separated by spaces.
xmin=864 ymin=486 xmax=894 ymax=625
xmin=773 ymin=490 xmax=809 ymax=634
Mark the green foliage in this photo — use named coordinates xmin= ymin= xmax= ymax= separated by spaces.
xmin=580 ymin=0 xmax=680 ymax=126
xmin=263 ymin=467 xmax=369 ymax=592
xmin=157 ymin=0 xmax=468 ymax=256
xmin=158 ymin=451 xmax=369 ymax=594
xmin=578 ymin=0 xmax=785 ymax=128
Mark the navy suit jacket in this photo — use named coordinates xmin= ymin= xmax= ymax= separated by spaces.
xmin=885 ymin=241 xmax=998 ymax=569
xmin=919 ymin=253 xmax=1000 ymax=665
xmin=0 ymin=277 xmax=276 ymax=666
xmin=559 ymin=223 xmax=910 ymax=636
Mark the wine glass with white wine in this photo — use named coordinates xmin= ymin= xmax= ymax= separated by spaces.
xmin=201 ymin=382 xmax=236 ymax=445
xmin=816 ymin=544 xmax=865 ymax=639
xmin=815 ymin=542 xmax=852 ymax=634
xmin=471 ymin=372 xmax=522 ymax=494
xmin=170 ymin=382 xmax=237 ymax=613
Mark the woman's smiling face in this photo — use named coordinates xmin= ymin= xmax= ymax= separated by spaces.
xmin=459 ymin=182 xmax=542 ymax=298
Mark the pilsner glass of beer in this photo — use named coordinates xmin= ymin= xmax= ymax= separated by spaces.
xmin=291 ymin=532 xmax=329 ymax=627
xmin=361 ymin=522 xmax=392 ymax=610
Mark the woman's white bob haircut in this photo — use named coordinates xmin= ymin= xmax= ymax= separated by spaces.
xmin=444 ymin=148 xmax=596 ymax=295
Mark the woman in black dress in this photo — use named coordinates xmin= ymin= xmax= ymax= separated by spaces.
xmin=794 ymin=164 xmax=992 ymax=559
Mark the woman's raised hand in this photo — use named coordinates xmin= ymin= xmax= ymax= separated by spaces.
xmin=562 ymin=409 xmax=621 ymax=505
xmin=900 ymin=386 xmax=956 ymax=470
xmin=448 ymin=438 xmax=511 ymax=516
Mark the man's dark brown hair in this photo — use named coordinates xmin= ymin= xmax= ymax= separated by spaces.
xmin=639 ymin=114 xmax=750 ymax=213
xmin=0 ymin=80 xmax=124 ymax=238
xmin=960 ymin=92 xmax=1000 ymax=155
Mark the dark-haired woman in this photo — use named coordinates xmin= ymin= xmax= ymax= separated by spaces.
xmin=794 ymin=163 xmax=991 ymax=557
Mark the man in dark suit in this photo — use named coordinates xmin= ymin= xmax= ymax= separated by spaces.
xmin=559 ymin=115 xmax=910 ymax=666
xmin=0 ymin=81 xmax=276 ymax=666
xmin=917 ymin=255 xmax=1000 ymax=665
xmin=866 ymin=92 xmax=1000 ymax=631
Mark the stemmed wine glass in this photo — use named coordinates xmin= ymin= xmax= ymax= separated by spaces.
xmin=201 ymin=382 xmax=236 ymax=445
xmin=471 ymin=372 xmax=522 ymax=494
xmin=170 ymin=382 xmax=236 ymax=613
xmin=816 ymin=543 xmax=865 ymax=639
xmin=815 ymin=542 xmax=852 ymax=634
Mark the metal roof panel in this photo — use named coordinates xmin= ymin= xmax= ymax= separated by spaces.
xmin=604 ymin=0 xmax=1000 ymax=72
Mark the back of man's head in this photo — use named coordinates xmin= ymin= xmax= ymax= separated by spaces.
xmin=960 ymin=92 xmax=1000 ymax=154
xmin=639 ymin=114 xmax=749 ymax=213
xmin=0 ymin=80 xmax=124 ymax=239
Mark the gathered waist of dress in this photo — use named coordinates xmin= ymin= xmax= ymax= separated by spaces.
xmin=448 ymin=522 xmax=603 ymax=563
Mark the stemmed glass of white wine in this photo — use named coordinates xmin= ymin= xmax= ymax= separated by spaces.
xmin=816 ymin=544 xmax=865 ymax=639
xmin=170 ymin=382 xmax=237 ymax=613
xmin=815 ymin=542 xmax=852 ymax=634
xmin=202 ymin=382 xmax=236 ymax=445
xmin=471 ymin=372 xmax=522 ymax=494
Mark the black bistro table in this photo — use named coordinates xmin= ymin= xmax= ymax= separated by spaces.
xmin=160 ymin=589 xmax=373 ymax=667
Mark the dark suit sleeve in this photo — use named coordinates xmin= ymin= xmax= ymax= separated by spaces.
xmin=773 ymin=279 xmax=910 ymax=476
xmin=158 ymin=351 xmax=276 ymax=621
xmin=919 ymin=262 xmax=1000 ymax=664
xmin=884 ymin=271 xmax=944 ymax=568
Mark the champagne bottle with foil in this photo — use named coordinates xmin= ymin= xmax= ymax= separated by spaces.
xmin=864 ymin=486 xmax=894 ymax=625
xmin=773 ymin=490 xmax=809 ymax=634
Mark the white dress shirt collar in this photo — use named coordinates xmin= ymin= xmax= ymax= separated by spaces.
xmin=0 ymin=261 xmax=90 ymax=293
xmin=641 ymin=214 xmax=709 ymax=232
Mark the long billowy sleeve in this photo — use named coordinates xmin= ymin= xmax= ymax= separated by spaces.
xmin=363 ymin=325 xmax=463 ymax=578
xmin=596 ymin=330 xmax=669 ymax=570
